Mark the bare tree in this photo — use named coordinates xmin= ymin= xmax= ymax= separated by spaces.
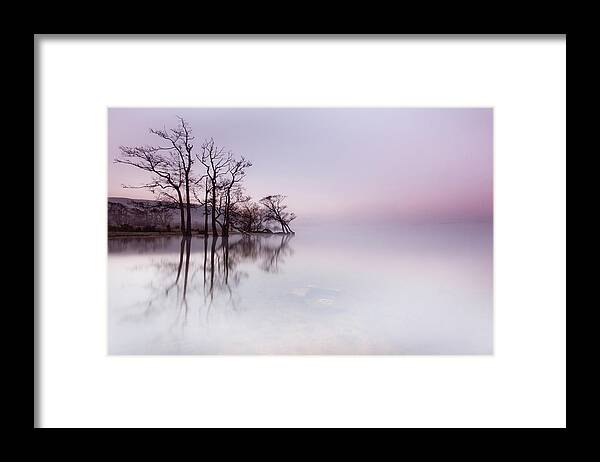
xmin=234 ymin=201 xmax=267 ymax=233
xmin=147 ymin=117 xmax=196 ymax=235
xmin=192 ymin=176 xmax=210 ymax=234
xmin=259 ymin=195 xmax=297 ymax=233
xmin=221 ymin=157 xmax=252 ymax=236
xmin=212 ymin=178 xmax=228 ymax=233
xmin=203 ymin=176 xmax=210 ymax=234
xmin=115 ymin=146 xmax=187 ymax=233
xmin=197 ymin=138 xmax=231 ymax=236
xmin=115 ymin=117 xmax=196 ymax=235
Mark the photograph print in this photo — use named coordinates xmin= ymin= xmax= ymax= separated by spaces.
xmin=108 ymin=108 xmax=493 ymax=355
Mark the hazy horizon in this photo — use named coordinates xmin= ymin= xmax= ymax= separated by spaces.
xmin=108 ymin=108 xmax=492 ymax=225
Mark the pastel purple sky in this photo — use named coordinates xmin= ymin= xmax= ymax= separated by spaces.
xmin=108 ymin=108 xmax=492 ymax=224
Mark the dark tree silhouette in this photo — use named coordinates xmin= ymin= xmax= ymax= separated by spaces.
xmin=115 ymin=117 xmax=196 ymax=235
xmin=260 ymin=195 xmax=297 ymax=233
xmin=221 ymin=156 xmax=252 ymax=236
xmin=147 ymin=117 xmax=196 ymax=235
xmin=234 ymin=202 xmax=267 ymax=233
xmin=192 ymin=176 xmax=211 ymax=234
xmin=115 ymin=145 xmax=186 ymax=233
xmin=197 ymin=138 xmax=231 ymax=236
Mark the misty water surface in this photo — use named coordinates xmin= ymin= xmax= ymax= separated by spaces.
xmin=108 ymin=223 xmax=492 ymax=354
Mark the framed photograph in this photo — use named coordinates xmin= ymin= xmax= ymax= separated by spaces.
xmin=35 ymin=35 xmax=566 ymax=428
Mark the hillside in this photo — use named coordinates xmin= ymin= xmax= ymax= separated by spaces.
xmin=108 ymin=197 xmax=208 ymax=230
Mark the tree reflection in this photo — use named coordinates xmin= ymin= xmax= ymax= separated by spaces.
xmin=114 ymin=233 xmax=295 ymax=325
xmin=181 ymin=236 xmax=192 ymax=320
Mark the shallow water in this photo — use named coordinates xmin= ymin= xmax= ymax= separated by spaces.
xmin=108 ymin=223 xmax=492 ymax=354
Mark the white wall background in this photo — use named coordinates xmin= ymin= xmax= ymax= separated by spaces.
xmin=37 ymin=36 xmax=566 ymax=428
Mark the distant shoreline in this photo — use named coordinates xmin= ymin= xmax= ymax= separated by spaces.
xmin=108 ymin=230 xmax=291 ymax=239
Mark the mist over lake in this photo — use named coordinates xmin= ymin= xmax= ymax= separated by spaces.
xmin=108 ymin=222 xmax=492 ymax=354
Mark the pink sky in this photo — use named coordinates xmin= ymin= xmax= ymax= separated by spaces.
xmin=108 ymin=108 xmax=492 ymax=224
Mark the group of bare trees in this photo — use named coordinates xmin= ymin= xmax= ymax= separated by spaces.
xmin=115 ymin=117 xmax=296 ymax=236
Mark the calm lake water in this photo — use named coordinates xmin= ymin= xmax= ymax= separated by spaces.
xmin=108 ymin=223 xmax=493 ymax=354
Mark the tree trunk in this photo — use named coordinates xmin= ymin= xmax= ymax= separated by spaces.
xmin=204 ymin=179 xmax=209 ymax=235
xmin=211 ymin=181 xmax=218 ymax=236
xmin=176 ymin=189 xmax=185 ymax=236
xmin=223 ymin=193 xmax=230 ymax=237
xmin=185 ymin=181 xmax=192 ymax=236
